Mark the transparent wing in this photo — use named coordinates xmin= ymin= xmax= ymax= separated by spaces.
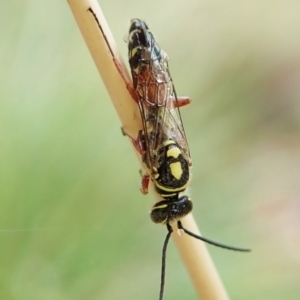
xmin=159 ymin=76 xmax=191 ymax=162
xmin=136 ymin=57 xmax=191 ymax=171
xmin=127 ymin=19 xmax=190 ymax=171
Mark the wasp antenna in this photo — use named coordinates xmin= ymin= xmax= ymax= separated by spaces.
xmin=177 ymin=221 xmax=251 ymax=252
xmin=159 ymin=224 xmax=173 ymax=300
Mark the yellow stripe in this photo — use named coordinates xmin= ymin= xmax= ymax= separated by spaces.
xmin=164 ymin=140 xmax=176 ymax=146
xmin=155 ymin=180 xmax=189 ymax=193
xmin=161 ymin=217 xmax=168 ymax=224
xmin=152 ymin=204 xmax=168 ymax=210
xmin=130 ymin=47 xmax=138 ymax=58
xmin=159 ymin=193 xmax=177 ymax=197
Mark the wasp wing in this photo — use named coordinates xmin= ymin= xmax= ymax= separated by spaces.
xmin=127 ymin=19 xmax=190 ymax=171
xmin=157 ymin=75 xmax=191 ymax=163
xmin=137 ymin=60 xmax=191 ymax=172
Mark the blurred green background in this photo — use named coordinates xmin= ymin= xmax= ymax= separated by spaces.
xmin=1 ymin=1 xmax=299 ymax=299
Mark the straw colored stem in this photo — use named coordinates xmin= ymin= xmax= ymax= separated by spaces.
xmin=67 ymin=0 xmax=141 ymax=138
xmin=171 ymin=214 xmax=229 ymax=299
xmin=67 ymin=1 xmax=230 ymax=299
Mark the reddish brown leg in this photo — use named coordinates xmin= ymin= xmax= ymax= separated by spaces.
xmin=171 ymin=96 xmax=192 ymax=108
xmin=122 ymin=128 xmax=146 ymax=155
xmin=176 ymin=96 xmax=192 ymax=107
xmin=132 ymin=130 xmax=146 ymax=154
xmin=140 ymin=171 xmax=150 ymax=195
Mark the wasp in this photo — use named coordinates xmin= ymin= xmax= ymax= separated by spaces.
xmin=126 ymin=19 xmax=194 ymax=225
xmin=118 ymin=18 xmax=250 ymax=300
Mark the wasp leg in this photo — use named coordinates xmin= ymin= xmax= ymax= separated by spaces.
xmin=173 ymin=96 xmax=192 ymax=108
xmin=113 ymin=57 xmax=138 ymax=102
xmin=132 ymin=130 xmax=146 ymax=154
xmin=132 ymin=139 xmax=145 ymax=154
xmin=139 ymin=169 xmax=150 ymax=195
xmin=122 ymin=128 xmax=146 ymax=155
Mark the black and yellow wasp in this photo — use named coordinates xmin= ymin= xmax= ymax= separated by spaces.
xmin=119 ymin=18 xmax=250 ymax=300
xmin=126 ymin=19 xmax=193 ymax=225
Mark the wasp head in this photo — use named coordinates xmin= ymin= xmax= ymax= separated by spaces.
xmin=150 ymin=196 xmax=193 ymax=224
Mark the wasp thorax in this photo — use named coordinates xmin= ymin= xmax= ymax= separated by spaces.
xmin=150 ymin=196 xmax=193 ymax=224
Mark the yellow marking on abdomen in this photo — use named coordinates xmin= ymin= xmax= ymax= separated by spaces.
xmin=155 ymin=181 xmax=189 ymax=193
xmin=130 ymin=46 xmax=138 ymax=58
xmin=167 ymin=147 xmax=181 ymax=159
xmin=170 ymin=162 xmax=183 ymax=180
xmin=159 ymin=193 xmax=177 ymax=197
xmin=164 ymin=140 xmax=176 ymax=146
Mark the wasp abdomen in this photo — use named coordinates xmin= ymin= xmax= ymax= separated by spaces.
xmin=154 ymin=140 xmax=190 ymax=196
